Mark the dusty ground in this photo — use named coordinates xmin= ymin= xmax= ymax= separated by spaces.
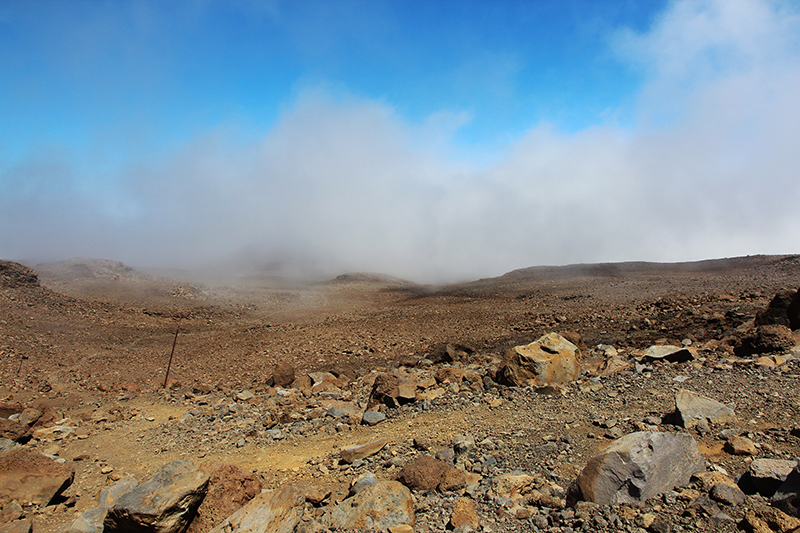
xmin=2 ymin=255 xmax=800 ymax=532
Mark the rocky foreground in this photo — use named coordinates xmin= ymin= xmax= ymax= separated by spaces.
xmin=1 ymin=257 xmax=800 ymax=533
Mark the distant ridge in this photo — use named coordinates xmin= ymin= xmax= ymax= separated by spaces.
xmin=34 ymin=257 xmax=153 ymax=282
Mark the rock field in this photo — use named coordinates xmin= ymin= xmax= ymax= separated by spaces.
xmin=1 ymin=255 xmax=800 ymax=533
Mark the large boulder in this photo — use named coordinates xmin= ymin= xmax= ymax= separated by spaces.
xmin=569 ymin=432 xmax=705 ymax=506
xmin=735 ymin=324 xmax=796 ymax=357
xmin=395 ymin=455 xmax=451 ymax=491
xmin=773 ymin=464 xmax=800 ymax=517
xmin=675 ymin=389 xmax=736 ymax=429
xmin=322 ymin=480 xmax=414 ymax=531
xmin=755 ymin=289 xmax=800 ymax=330
xmin=65 ymin=476 xmax=138 ymax=533
xmin=496 ymin=333 xmax=580 ymax=387
xmin=0 ymin=447 xmax=74 ymax=506
xmin=208 ymin=486 xmax=304 ymax=533
xmin=104 ymin=461 xmax=209 ymax=533
xmin=271 ymin=362 xmax=295 ymax=388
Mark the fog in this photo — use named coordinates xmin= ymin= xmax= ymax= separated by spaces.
xmin=2 ymin=0 xmax=800 ymax=283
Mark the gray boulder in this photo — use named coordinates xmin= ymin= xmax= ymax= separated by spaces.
xmin=773 ymin=464 xmax=800 ymax=517
xmin=65 ymin=476 xmax=138 ymax=533
xmin=569 ymin=431 xmax=705 ymax=505
xmin=104 ymin=461 xmax=209 ymax=533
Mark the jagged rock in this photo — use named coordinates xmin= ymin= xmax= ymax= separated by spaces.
xmin=450 ymin=497 xmax=480 ymax=530
xmin=725 ymin=435 xmax=757 ymax=455
xmin=104 ymin=460 xmax=209 ymax=533
xmin=272 ymin=362 xmax=295 ymax=388
xmin=641 ymin=345 xmax=697 ymax=363
xmin=65 ymin=476 xmax=138 ymax=533
xmin=340 ymin=437 xmax=388 ymax=464
xmin=0 ymin=520 xmax=32 ymax=533
xmin=710 ymin=483 xmax=745 ymax=506
xmin=187 ymin=463 xmax=261 ymax=533
xmin=773 ymin=465 xmax=800 ymax=517
xmin=496 ymin=333 xmax=580 ymax=387
xmin=0 ymin=420 xmax=32 ymax=443
xmin=209 ymin=485 xmax=304 ymax=533
xmin=742 ymin=506 xmax=800 ymax=533
xmin=17 ymin=408 xmax=42 ymax=427
xmin=361 ymin=411 xmax=386 ymax=426
xmin=755 ymin=289 xmax=800 ymax=330
xmin=396 ymin=455 xmax=450 ymax=491
xmin=735 ymin=324 xmax=796 ymax=357
xmin=0 ymin=447 xmax=74 ymax=506
xmin=748 ymin=459 xmax=799 ymax=497
xmin=495 ymin=472 xmax=534 ymax=497
xmin=368 ymin=371 xmax=416 ymax=409
xmin=569 ymin=431 xmax=705 ymax=505
xmin=322 ymin=480 xmax=414 ymax=531
xmin=434 ymin=367 xmax=466 ymax=385
xmin=675 ymin=389 xmax=736 ymax=429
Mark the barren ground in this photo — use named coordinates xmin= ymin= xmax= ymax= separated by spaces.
xmin=2 ymin=255 xmax=800 ymax=533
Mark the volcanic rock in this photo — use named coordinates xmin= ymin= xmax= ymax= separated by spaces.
xmin=0 ymin=261 xmax=39 ymax=289
xmin=340 ymin=437 xmax=388 ymax=464
xmin=773 ymin=465 xmax=800 ymax=517
xmin=449 ymin=497 xmax=480 ymax=530
xmin=209 ymin=485 xmax=304 ymax=533
xmin=735 ymin=324 xmax=796 ymax=356
xmin=641 ymin=345 xmax=697 ymax=363
xmin=322 ymin=480 xmax=414 ymax=531
xmin=749 ymin=459 xmax=798 ymax=497
xmin=65 ymin=476 xmax=138 ymax=533
xmin=0 ymin=447 xmax=74 ymax=506
xmin=272 ymin=362 xmax=296 ymax=388
xmin=187 ymin=463 xmax=262 ymax=533
xmin=755 ymin=289 xmax=800 ymax=330
xmin=569 ymin=431 xmax=705 ymax=505
xmin=104 ymin=460 xmax=209 ymax=533
xmin=496 ymin=333 xmax=580 ymax=387
xmin=395 ymin=455 xmax=451 ymax=491
xmin=675 ymin=389 xmax=736 ymax=429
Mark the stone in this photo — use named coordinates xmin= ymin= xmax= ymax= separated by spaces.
xmin=368 ymin=372 xmax=401 ymax=409
xmin=773 ymin=465 xmax=800 ymax=517
xmin=104 ymin=460 xmax=209 ymax=533
xmin=735 ymin=324 xmax=796 ymax=357
xmin=361 ymin=411 xmax=386 ymax=426
xmin=748 ymin=459 xmax=800 ymax=497
xmin=641 ymin=345 xmax=697 ymax=363
xmin=496 ymin=333 xmax=580 ymax=387
xmin=450 ymin=497 xmax=480 ymax=530
xmin=322 ymin=480 xmax=414 ymax=531
xmin=0 ymin=419 xmax=32 ymax=443
xmin=187 ymin=463 xmax=262 ymax=533
xmin=439 ymin=468 xmax=468 ymax=492
xmin=0 ymin=520 xmax=32 ymax=533
xmin=495 ymin=473 xmax=534 ymax=497
xmin=209 ymin=485 xmax=304 ymax=533
xmin=396 ymin=455 xmax=451 ymax=491
xmin=742 ymin=506 xmax=800 ymax=533
xmin=0 ymin=447 xmax=74 ymax=506
xmin=709 ymin=483 xmax=745 ymax=505
xmin=272 ymin=361 xmax=295 ymax=388
xmin=65 ymin=476 xmax=138 ymax=533
xmin=569 ymin=431 xmax=705 ymax=505
xmin=725 ymin=435 xmax=758 ymax=455
xmin=434 ymin=367 xmax=466 ymax=385
xmin=340 ymin=437 xmax=388 ymax=464
xmin=17 ymin=408 xmax=42 ymax=427
xmin=675 ymin=389 xmax=736 ymax=429
xmin=755 ymin=289 xmax=800 ymax=330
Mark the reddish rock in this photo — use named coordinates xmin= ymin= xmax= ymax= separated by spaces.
xmin=449 ymin=497 xmax=480 ymax=530
xmin=396 ymin=455 xmax=450 ymax=491
xmin=368 ymin=372 xmax=400 ymax=409
xmin=187 ymin=463 xmax=262 ymax=533
xmin=272 ymin=362 xmax=296 ymax=388
xmin=735 ymin=324 xmax=796 ymax=356
xmin=0 ymin=447 xmax=74 ymax=506
xmin=0 ymin=419 xmax=32 ymax=443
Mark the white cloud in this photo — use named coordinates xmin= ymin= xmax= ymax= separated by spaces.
xmin=2 ymin=0 xmax=799 ymax=282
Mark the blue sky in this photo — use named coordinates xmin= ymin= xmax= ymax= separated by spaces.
xmin=2 ymin=0 xmax=800 ymax=282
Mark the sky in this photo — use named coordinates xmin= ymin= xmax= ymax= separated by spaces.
xmin=1 ymin=0 xmax=800 ymax=283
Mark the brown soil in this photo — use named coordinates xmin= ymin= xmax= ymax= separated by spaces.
xmin=2 ymin=255 xmax=800 ymax=532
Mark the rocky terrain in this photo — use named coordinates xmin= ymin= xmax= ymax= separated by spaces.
xmin=1 ymin=255 xmax=800 ymax=533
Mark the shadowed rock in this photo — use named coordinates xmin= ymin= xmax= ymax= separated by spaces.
xmin=675 ymin=389 xmax=736 ymax=429
xmin=0 ymin=447 xmax=74 ymax=506
xmin=104 ymin=461 xmax=209 ymax=533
